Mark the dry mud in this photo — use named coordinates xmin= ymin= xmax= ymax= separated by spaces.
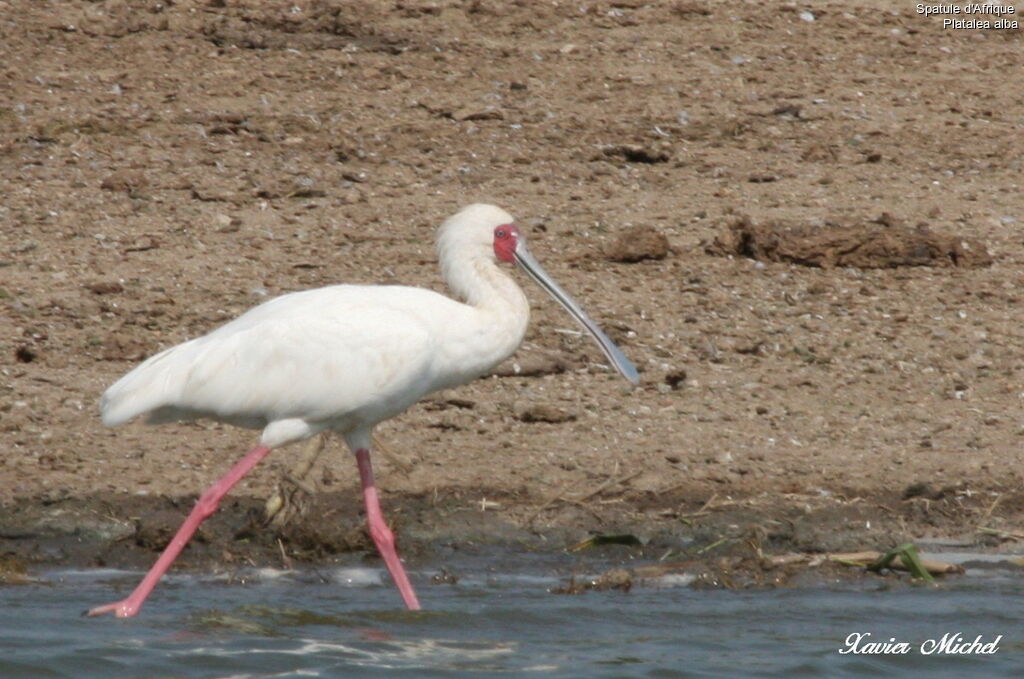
xmin=1 ymin=1 xmax=1023 ymax=583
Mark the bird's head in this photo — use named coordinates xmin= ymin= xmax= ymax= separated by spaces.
xmin=437 ymin=203 xmax=639 ymax=385
xmin=438 ymin=203 xmax=519 ymax=264
xmin=492 ymin=223 xmax=521 ymax=264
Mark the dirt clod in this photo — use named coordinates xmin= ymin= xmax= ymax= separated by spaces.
xmin=605 ymin=225 xmax=670 ymax=263
xmin=491 ymin=353 xmax=570 ymax=378
xmin=664 ymin=368 xmax=688 ymax=389
xmin=708 ymin=216 xmax=993 ymax=269
xmin=14 ymin=345 xmax=37 ymax=363
xmin=100 ymin=171 xmax=148 ymax=195
xmin=517 ymin=404 xmax=577 ymax=424
xmin=597 ymin=144 xmax=671 ymax=164
xmin=86 ymin=281 xmax=124 ymax=295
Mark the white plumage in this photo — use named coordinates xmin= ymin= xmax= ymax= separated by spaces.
xmin=101 ymin=204 xmax=532 ymax=449
xmin=87 ymin=203 xmax=637 ymax=618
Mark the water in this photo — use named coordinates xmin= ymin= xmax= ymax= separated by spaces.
xmin=1 ymin=552 xmax=1020 ymax=678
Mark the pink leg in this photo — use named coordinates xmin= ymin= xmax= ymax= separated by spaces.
xmin=355 ymin=448 xmax=421 ymax=610
xmin=86 ymin=444 xmax=273 ymax=618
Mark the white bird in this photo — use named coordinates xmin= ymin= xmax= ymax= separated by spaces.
xmin=86 ymin=203 xmax=638 ymax=618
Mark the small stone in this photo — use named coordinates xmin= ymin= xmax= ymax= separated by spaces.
xmin=213 ymin=214 xmax=241 ymax=233
xmin=516 ymin=404 xmax=577 ymax=423
xmin=598 ymin=144 xmax=670 ymax=164
xmin=594 ymin=568 xmax=632 ymax=591
xmin=123 ymin=235 xmax=160 ymax=253
xmin=15 ymin=345 xmax=36 ymax=363
xmin=451 ymin=107 xmax=504 ymax=122
xmin=664 ymin=368 xmax=688 ymax=389
xmin=100 ymin=170 xmax=148 ymax=194
xmin=86 ymin=281 xmax=124 ymax=295
xmin=492 ymin=353 xmax=569 ymax=378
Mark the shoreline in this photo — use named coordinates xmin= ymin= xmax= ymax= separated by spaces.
xmin=3 ymin=486 xmax=1022 ymax=588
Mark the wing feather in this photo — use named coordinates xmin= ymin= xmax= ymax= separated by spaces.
xmin=101 ymin=285 xmax=464 ymax=429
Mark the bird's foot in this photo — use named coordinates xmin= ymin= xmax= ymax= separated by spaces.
xmin=84 ymin=598 xmax=141 ymax=618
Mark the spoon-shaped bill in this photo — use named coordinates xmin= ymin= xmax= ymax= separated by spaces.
xmin=513 ymin=246 xmax=639 ymax=384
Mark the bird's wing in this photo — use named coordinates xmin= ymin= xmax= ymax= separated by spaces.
xmin=101 ymin=285 xmax=468 ymax=428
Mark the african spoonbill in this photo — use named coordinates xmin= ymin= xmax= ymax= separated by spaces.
xmin=86 ymin=203 xmax=638 ymax=618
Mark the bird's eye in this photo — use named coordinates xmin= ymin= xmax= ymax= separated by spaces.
xmin=496 ymin=228 xmax=507 ymax=238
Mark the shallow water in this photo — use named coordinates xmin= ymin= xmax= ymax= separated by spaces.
xmin=2 ymin=552 xmax=1021 ymax=678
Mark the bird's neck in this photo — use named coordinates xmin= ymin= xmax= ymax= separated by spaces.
xmin=462 ymin=260 xmax=528 ymax=312
xmin=449 ymin=252 xmax=529 ymax=332
xmin=442 ymin=247 xmax=529 ymax=315
xmin=431 ymin=254 xmax=531 ymax=386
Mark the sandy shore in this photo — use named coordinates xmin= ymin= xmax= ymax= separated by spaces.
xmin=2 ymin=1 xmax=1023 ymax=579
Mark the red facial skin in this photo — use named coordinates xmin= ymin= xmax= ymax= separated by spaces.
xmin=493 ymin=223 xmax=520 ymax=263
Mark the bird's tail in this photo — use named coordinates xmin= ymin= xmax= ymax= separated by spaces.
xmin=100 ymin=341 xmax=195 ymax=426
